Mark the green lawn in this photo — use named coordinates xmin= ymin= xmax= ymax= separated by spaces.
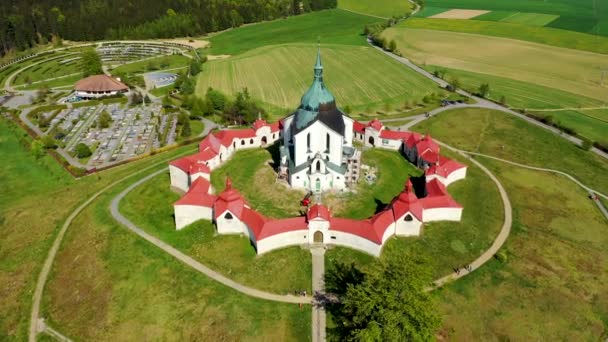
xmin=45 ymin=182 xmax=311 ymax=340
xmin=189 ymin=119 xmax=205 ymax=136
xmin=337 ymin=0 xmax=413 ymax=18
xmin=13 ymin=55 xmax=82 ymax=86
xmin=206 ymin=9 xmax=381 ymax=55
xmin=324 ymin=148 xmax=421 ymax=219
xmin=17 ymin=73 xmax=82 ymax=90
xmin=423 ymin=65 xmax=608 ymax=142
xmin=498 ymin=12 xmax=559 ymax=26
xmin=211 ymin=147 xmax=307 ymax=218
xmin=197 ymin=43 xmax=443 ymax=115
xmin=110 ymin=54 xmax=190 ymax=75
xmin=400 ymin=18 xmax=608 ymax=54
xmin=120 ymin=171 xmax=312 ymax=294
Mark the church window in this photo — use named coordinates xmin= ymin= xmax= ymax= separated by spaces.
xmin=404 ymin=214 xmax=413 ymax=222
xmin=250 ymin=138 xmax=254 ymax=144
xmin=307 ymin=133 xmax=311 ymax=149
xmin=326 ymin=133 xmax=330 ymax=153
xmin=241 ymin=140 xmax=245 ymax=145
xmin=225 ymin=212 xmax=233 ymax=220
xmin=316 ymin=161 xmax=321 ymax=172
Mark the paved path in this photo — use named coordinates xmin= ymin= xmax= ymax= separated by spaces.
xmin=199 ymin=117 xmax=218 ymax=137
xmin=311 ymin=247 xmax=326 ymax=342
xmin=368 ymin=41 xmax=608 ymax=161
xmin=110 ymin=169 xmax=311 ymax=304
xmin=28 ymin=150 xmax=196 ymax=342
xmin=38 ymin=319 xmax=72 ymax=342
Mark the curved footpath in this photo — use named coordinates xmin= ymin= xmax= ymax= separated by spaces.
xmin=110 ymin=169 xmax=311 ymax=305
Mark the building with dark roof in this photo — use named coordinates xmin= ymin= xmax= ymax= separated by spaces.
xmin=74 ymin=74 xmax=128 ymax=99
xmin=280 ymin=49 xmax=360 ymax=192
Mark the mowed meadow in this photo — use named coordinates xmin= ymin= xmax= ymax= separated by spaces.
xmin=197 ymin=44 xmax=440 ymax=111
xmin=383 ymin=28 xmax=608 ymax=102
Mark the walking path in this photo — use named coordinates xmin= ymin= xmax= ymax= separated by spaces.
xmin=311 ymin=247 xmax=326 ymax=342
xmin=37 ymin=319 xmax=72 ymax=342
xmin=28 ymin=149 xmax=197 ymax=342
xmin=110 ymin=169 xmax=311 ymax=304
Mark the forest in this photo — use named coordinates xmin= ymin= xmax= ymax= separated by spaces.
xmin=0 ymin=0 xmax=336 ymax=56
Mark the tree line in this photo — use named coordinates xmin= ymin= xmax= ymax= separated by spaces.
xmin=0 ymin=0 xmax=336 ymax=57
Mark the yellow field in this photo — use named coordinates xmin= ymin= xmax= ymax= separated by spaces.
xmin=383 ymin=28 xmax=608 ymax=102
xmin=196 ymin=43 xmax=440 ymax=110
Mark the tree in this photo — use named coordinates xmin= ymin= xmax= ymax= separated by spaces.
xmin=97 ymin=110 xmax=112 ymax=128
xmin=75 ymin=143 xmax=92 ymax=158
xmin=450 ymin=76 xmax=461 ymax=90
xmin=388 ymin=39 xmax=397 ymax=52
xmin=80 ymin=50 xmax=103 ymax=77
xmin=181 ymin=118 xmax=192 ymax=137
xmin=333 ymin=251 xmax=441 ymax=341
xmin=31 ymin=140 xmax=45 ymax=159
xmin=478 ymin=83 xmax=490 ymax=98
xmin=130 ymin=91 xmax=143 ymax=105
xmin=189 ymin=59 xmax=202 ymax=76
xmin=205 ymin=87 xmax=227 ymax=111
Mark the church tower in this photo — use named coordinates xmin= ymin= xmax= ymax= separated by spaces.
xmin=280 ymin=48 xmax=359 ymax=193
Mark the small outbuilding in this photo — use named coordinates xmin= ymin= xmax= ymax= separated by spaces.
xmin=74 ymin=74 xmax=128 ymax=99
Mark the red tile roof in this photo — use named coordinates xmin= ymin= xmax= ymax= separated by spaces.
xmin=367 ymin=119 xmax=384 ymax=131
xmin=390 ymin=180 xmax=424 ymax=221
xmin=241 ymin=207 xmax=268 ymax=240
xmin=379 ymin=130 xmax=411 ymax=140
xmin=258 ymin=217 xmax=308 ymax=240
xmin=353 ymin=120 xmax=365 ymax=134
xmin=415 ymin=134 xmax=439 ymax=156
xmin=174 ymin=178 xmax=216 ymax=207
xmin=420 ymin=179 xmax=462 ymax=209
xmin=214 ymin=177 xmax=249 ymax=219
xmin=307 ymin=204 xmax=331 ymax=221
xmin=330 ymin=218 xmax=378 ymax=243
xmin=426 ymin=156 xmax=466 ymax=178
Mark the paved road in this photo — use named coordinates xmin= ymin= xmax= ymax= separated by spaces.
xmin=110 ymin=169 xmax=312 ymax=304
xmin=369 ymin=41 xmax=608 ymax=161
xmin=311 ymin=247 xmax=326 ymax=342
xmin=28 ymin=149 xmax=196 ymax=342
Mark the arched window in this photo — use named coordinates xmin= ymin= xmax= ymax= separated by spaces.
xmin=241 ymin=140 xmax=245 ymax=145
xmin=404 ymin=214 xmax=413 ymax=222
xmin=233 ymin=142 xmax=236 ymax=148
xmin=225 ymin=212 xmax=233 ymax=220
xmin=307 ymin=133 xmax=311 ymax=149
xmin=250 ymin=138 xmax=254 ymax=144
xmin=316 ymin=161 xmax=321 ymax=172
xmin=369 ymin=136 xmax=375 ymax=146
xmin=326 ymin=133 xmax=330 ymax=153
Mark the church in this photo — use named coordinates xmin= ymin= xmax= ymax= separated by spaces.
xmin=279 ymin=49 xmax=360 ymax=192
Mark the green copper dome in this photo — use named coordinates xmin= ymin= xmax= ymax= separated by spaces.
xmin=294 ymin=49 xmax=338 ymax=130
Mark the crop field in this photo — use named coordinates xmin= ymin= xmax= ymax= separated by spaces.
xmin=400 ymin=18 xmax=608 ymax=54
xmin=197 ymin=43 xmax=441 ymax=113
xmin=420 ymin=0 xmax=608 ymax=35
xmin=110 ymin=54 xmax=190 ymax=75
xmin=206 ymin=9 xmax=381 ymax=55
xmin=424 ymin=65 xmax=608 ymax=142
xmin=498 ymin=12 xmax=559 ymax=26
xmin=383 ymin=28 xmax=608 ymax=102
xmin=410 ymin=107 xmax=608 ymax=340
xmin=337 ymin=0 xmax=413 ymax=18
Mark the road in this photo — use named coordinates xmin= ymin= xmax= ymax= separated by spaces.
xmin=311 ymin=247 xmax=326 ymax=342
xmin=368 ymin=41 xmax=608 ymax=161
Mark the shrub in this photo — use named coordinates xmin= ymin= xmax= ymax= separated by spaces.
xmin=75 ymin=143 xmax=92 ymax=158
xmin=580 ymin=137 xmax=592 ymax=151
xmin=494 ymin=250 xmax=508 ymax=263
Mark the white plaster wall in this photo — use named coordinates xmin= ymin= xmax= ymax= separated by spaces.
xmin=380 ymin=222 xmax=396 ymax=244
xmin=191 ymin=171 xmax=210 ymax=183
xmin=257 ymin=230 xmax=309 ymax=254
xmin=169 ymin=165 xmax=189 ymax=192
xmin=379 ymin=138 xmax=402 ymax=151
xmin=342 ymin=116 xmax=354 ymax=147
xmin=364 ymin=128 xmax=380 ymax=147
xmin=423 ymin=207 xmax=462 ymax=222
xmin=174 ymin=205 xmax=212 ymax=230
xmin=445 ymin=167 xmax=467 ymax=186
xmin=394 ymin=214 xmax=422 ymax=236
xmin=308 ymin=219 xmax=330 ymax=244
xmin=216 ymin=210 xmax=249 ymax=234
xmin=327 ymin=231 xmax=382 ymax=257
xmin=425 ymin=174 xmax=445 ymax=185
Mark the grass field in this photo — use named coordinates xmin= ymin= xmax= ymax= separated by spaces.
xmin=206 ymin=9 xmax=381 ymax=55
xmin=337 ymin=0 xmax=413 ymax=18
xmin=323 ymin=149 xmax=421 ymax=219
xmin=497 ymin=12 xmax=559 ymax=26
xmin=422 ymin=0 xmax=608 ymax=36
xmin=383 ymin=28 xmax=608 ymax=103
xmin=408 ymin=107 xmax=608 ymax=340
xmin=110 ymin=54 xmax=190 ymax=75
xmin=13 ymin=56 xmax=82 ymax=86
xmin=401 ymin=18 xmax=608 ymax=54
xmin=197 ymin=43 xmax=442 ymax=114
xmin=120 ymin=171 xmax=312 ymax=294
xmin=423 ymin=65 xmax=608 ymax=142
xmin=16 ymin=73 xmax=82 ymax=90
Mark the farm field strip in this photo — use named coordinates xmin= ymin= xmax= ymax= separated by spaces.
xmin=383 ymin=28 xmax=608 ymax=102
xmin=337 ymin=0 xmax=413 ymax=18
xmin=196 ymin=44 xmax=440 ymax=110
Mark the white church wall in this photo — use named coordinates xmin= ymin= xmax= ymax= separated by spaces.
xmin=327 ymin=231 xmax=382 ymax=257
xmin=394 ymin=213 xmax=423 ymax=236
xmin=191 ymin=171 xmax=210 ymax=184
xmin=423 ymin=208 xmax=462 ymax=222
xmin=169 ymin=165 xmax=189 ymax=192
xmin=379 ymin=138 xmax=403 ymax=151
xmin=380 ymin=222 xmax=396 ymax=244
xmin=445 ymin=167 xmax=467 ymax=186
xmin=342 ymin=117 xmax=354 ymax=147
xmin=216 ymin=210 xmax=249 ymax=234
xmin=257 ymin=230 xmax=309 ymax=254
xmin=308 ymin=219 xmax=330 ymax=244
xmin=364 ymin=127 xmax=381 ymax=147
xmin=174 ymin=205 xmax=213 ymax=230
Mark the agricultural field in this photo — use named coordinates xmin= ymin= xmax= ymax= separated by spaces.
xmin=337 ymin=0 xmax=413 ymax=18
xmin=120 ymin=170 xmax=312 ymax=294
xmin=424 ymin=66 xmax=608 ymax=142
xmin=420 ymin=0 xmax=607 ymax=36
xmin=382 ymin=28 xmax=608 ymax=102
xmin=410 ymin=107 xmax=608 ymax=340
xmin=197 ymin=43 xmax=442 ymax=114
xmin=400 ymin=18 xmax=608 ymax=54
xmin=110 ymin=54 xmax=190 ymax=75
xmin=206 ymin=9 xmax=381 ymax=55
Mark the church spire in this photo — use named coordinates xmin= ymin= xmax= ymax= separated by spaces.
xmin=314 ymin=45 xmax=323 ymax=79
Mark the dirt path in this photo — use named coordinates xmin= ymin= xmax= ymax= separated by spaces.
xmin=311 ymin=247 xmax=326 ymax=342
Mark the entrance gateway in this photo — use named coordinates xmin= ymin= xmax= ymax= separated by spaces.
xmin=313 ymin=231 xmax=323 ymax=243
